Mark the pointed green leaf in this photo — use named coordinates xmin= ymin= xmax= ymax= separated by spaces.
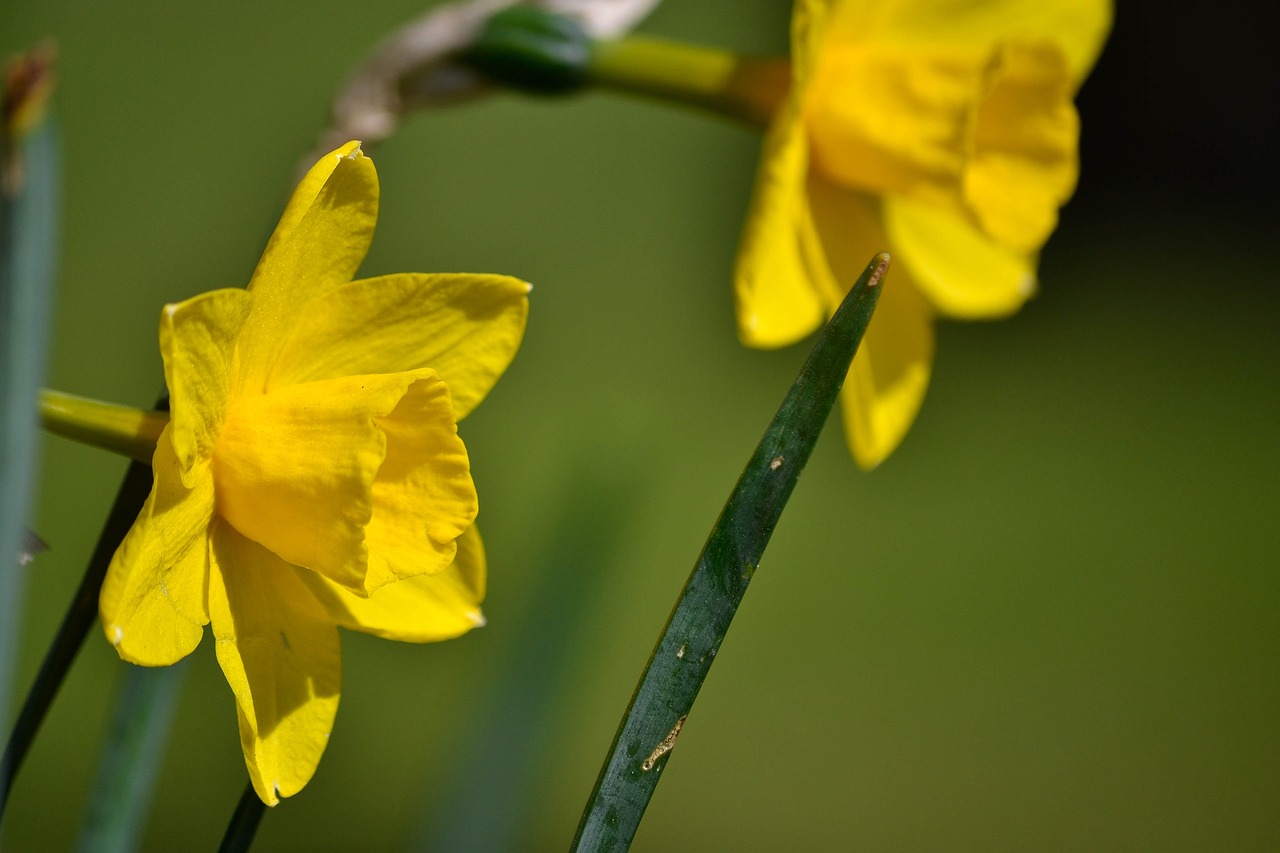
xmin=571 ymin=254 xmax=889 ymax=851
xmin=76 ymin=663 xmax=188 ymax=853
xmin=0 ymin=110 xmax=60 ymax=758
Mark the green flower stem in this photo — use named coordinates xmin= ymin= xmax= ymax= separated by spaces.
xmin=39 ymin=389 xmax=168 ymax=463
xmin=0 ymin=453 xmax=156 ymax=821
xmin=587 ymin=36 xmax=786 ymax=127
xmin=77 ymin=662 xmax=188 ymax=853
xmin=571 ymin=254 xmax=889 ymax=852
xmin=463 ymin=7 xmax=787 ymax=126
xmin=218 ymin=782 xmax=266 ymax=853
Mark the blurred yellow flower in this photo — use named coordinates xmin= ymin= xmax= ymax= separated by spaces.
xmin=734 ymin=0 xmax=1111 ymax=468
xmin=99 ymin=141 xmax=529 ymax=804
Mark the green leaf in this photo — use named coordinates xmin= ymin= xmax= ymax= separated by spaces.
xmin=416 ymin=470 xmax=640 ymax=850
xmin=0 ymin=113 xmax=60 ymax=756
xmin=76 ymin=663 xmax=188 ymax=853
xmin=571 ymin=254 xmax=889 ymax=852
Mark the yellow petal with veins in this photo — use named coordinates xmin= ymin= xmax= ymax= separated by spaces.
xmin=100 ymin=427 xmax=211 ymax=665
xmin=883 ymin=195 xmax=1036 ymax=319
xmin=806 ymin=177 xmax=934 ymax=469
xmin=234 ymin=142 xmax=379 ymax=395
xmin=303 ymin=525 xmax=486 ymax=642
xmin=734 ymin=97 xmax=826 ymax=348
xmin=208 ymin=522 xmax=340 ymax=807
xmin=159 ymin=288 xmax=252 ymax=485
xmin=268 ymin=273 xmax=529 ymax=420
xmin=840 ymin=267 xmax=935 ymax=470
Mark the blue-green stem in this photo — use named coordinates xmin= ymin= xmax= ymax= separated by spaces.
xmin=570 ymin=254 xmax=889 ymax=851
xmin=77 ymin=662 xmax=189 ymax=853
xmin=1 ymin=69 xmax=60 ymax=756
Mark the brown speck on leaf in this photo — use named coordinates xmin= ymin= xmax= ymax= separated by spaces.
xmin=641 ymin=716 xmax=687 ymax=772
xmin=866 ymin=253 xmax=890 ymax=288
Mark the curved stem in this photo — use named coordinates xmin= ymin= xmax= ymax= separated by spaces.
xmin=77 ymin=662 xmax=189 ymax=852
xmin=0 ymin=457 xmax=155 ymax=822
xmin=218 ymin=782 xmax=266 ymax=853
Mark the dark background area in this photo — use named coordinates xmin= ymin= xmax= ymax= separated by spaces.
xmin=1073 ymin=0 xmax=1278 ymax=226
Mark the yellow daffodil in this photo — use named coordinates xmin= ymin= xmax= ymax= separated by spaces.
xmin=98 ymin=141 xmax=529 ymax=805
xmin=735 ymin=0 xmax=1111 ymax=468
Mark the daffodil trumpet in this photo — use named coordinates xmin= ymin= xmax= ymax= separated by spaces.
xmin=39 ymin=389 xmax=167 ymax=463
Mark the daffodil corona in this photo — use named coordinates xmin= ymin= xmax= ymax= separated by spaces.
xmin=99 ymin=142 xmax=529 ymax=804
xmin=735 ymin=0 xmax=1111 ymax=468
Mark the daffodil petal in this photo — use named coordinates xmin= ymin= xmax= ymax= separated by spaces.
xmin=826 ymin=0 xmax=1112 ymax=81
xmin=734 ymin=98 xmax=826 ymax=348
xmin=303 ymin=524 xmax=486 ymax=642
xmin=730 ymin=0 xmax=836 ymax=348
xmin=840 ymin=270 xmax=935 ymax=470
xmin=234 ymin=142 xmax=379 ymax=395
xmin=99 ymin=427 xmax=211 ymax=665
xmin=883 ymin=194 xmax=1037 ymax=319
xmin=267 ymin=273 xmax=530 ymax=419
xmin=159 ymin=288 xmax=252 ymax=485
xmin=805 ymin=177 xmax=934 ymax=469
xmin=803 ymin=175 xmax=888 ymax=305
xmin=213 ymin=369 xmax=475 ymax=595
xmin=263 ymin=141 xmax=364 ymax=259
xmin=208 ymin=522 xmax=340 ymax=806
xmin=792 ymin=0 xmax=834 ymax=81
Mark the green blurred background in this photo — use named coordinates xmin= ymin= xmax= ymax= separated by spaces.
xmin=3 ymin=0 xmax=1278 ymax=850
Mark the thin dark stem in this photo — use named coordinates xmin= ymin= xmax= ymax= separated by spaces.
xmin=218 ymin=782 xmax=266 ymax=853
xmin=0 ymin=457 xmax=154 ymax=822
